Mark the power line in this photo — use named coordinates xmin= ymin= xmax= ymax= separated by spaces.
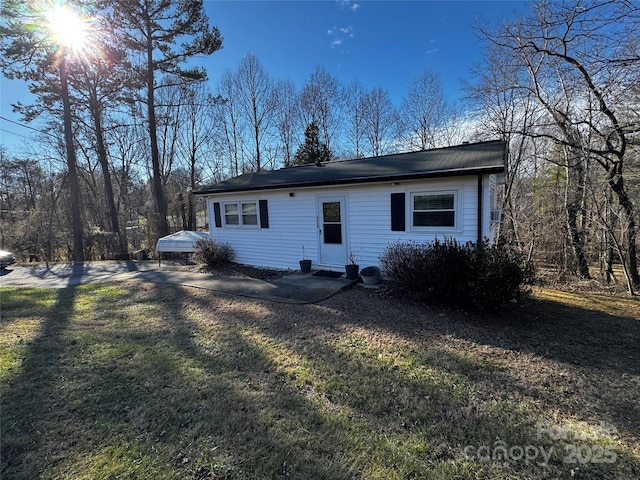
xmin=0 ymin=115 xmax=161 ymax=172
xmin=0 ymin=128 xmax=31 ymax=140
xmin=0 ymin=115 xmax=57 ymax=138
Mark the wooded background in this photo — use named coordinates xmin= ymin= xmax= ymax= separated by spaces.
xmin=1 ymin=0 xmax=638 ymax=293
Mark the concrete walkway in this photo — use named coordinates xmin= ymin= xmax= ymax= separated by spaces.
xmin=0 ymin=261 xmax=357 ymax=304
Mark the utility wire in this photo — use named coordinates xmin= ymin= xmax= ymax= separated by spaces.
xmin=0 ymin=128 xmax=32 ymax=140
xmin=0 ymin=115 xmax=169 ymax=173
xmin=0 ymin=115 xmax=57 ymax=138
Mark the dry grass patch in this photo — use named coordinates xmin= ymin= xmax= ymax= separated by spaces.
xmin=1 ymin=282 xmax=638 ymax=479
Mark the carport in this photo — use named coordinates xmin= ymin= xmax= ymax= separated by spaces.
xmin=155 ymin=230 xmax=210 ymax=266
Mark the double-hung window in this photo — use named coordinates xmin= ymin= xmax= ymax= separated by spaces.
xmin=411 ymin=191 xmax=456 ymax=229
xmin=224 ymin=203 xmax=239 ymax=225
xmin=223 ymin=201 xmax=259 ymax=227
xmin=241 ymin=202 xmax=258 ymax=226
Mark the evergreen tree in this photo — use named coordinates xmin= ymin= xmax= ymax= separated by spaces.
xmin=106 ymin=0 xmax=222 ymax=239
xmin=293 ymin=121 xmax=333 ymax=166
xmin=0 ymin=0 xmax=92 ymax=262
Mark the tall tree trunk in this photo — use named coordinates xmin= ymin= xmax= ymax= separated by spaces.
xmin=59 ymin=56 xmax=84 ymax=262
xmin=89 ymin=93 xmax=127 ymax=255
xmin=188 ymin=149 xmax=197 ymax=231
xmin=564 ymin=149 xmax=590 ymax=279
xmin=254 ymin=121 xmax=261 ymax=172
xmin=145 ymin=16 xmax=169 ymax=240
xmin=607 ymin=166 xmax=640 ymax=286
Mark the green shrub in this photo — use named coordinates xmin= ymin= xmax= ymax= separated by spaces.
xmin=193 ymin=237 xmax=235 ymax=269
xmin=379 ymin=238 xmax=532 ymax=311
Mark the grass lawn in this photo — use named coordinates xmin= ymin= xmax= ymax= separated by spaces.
xmin=1 ymin=281 xmax=639 ymax=479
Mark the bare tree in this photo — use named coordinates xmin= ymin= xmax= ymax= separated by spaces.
xmin=343 ymin=81 xmax=367 ymax=158
xmin=234 ymin=53 xmax=277 ymax=172
xmin=480 ymin=0 xmax=640 ymax=291
xmin=155 ymin=79 xmax=184 ymax=187
xmin=300 ymin=66 xmax=344 ymax=155
xmin=400 ymin=71 xmax=448 ymax=150
xmin=437 ymin=103 xmax=472 ymax=147
xmin=467 ymin=41 xmax=570 ymax=270
xmin=108 ymin=121 xmax=148 ymax=249
xmin=361 ymin=87 xmax=399 ymax=157
xmin=1 ymin=135 xmax=71 ymax=261
xmin=216 ymin=70 xmax=246 ymax=177
xmin=273 ymin=79 xmax=301 ymax=167
xmin=178 ymin=82 xmax=219 ymax=230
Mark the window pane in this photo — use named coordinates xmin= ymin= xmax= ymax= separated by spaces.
xmin=413 ymin=211 xmax=455 ymax=227
xmin=242 ymin=214 xmax=258 ymax=225
xmin=414 ymin=194 xmax=454 ymax=211
xmin=323 ymin=224 xmax=342 ymax=244
xmin=242 ymin=203 xmax=257 ymax=214
xmin=224 ymin=203 xmax=239 ymax=225
xmin=225 ymin=214 xmax=239 ymax=225
xmin=240 ymin=202 xmax=258 ymax=225
xmin=323 ymin=202 xmax=341 ymax=223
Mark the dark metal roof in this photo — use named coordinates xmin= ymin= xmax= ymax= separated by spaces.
xmin=195 ymin=140 xmax=507 ymax=195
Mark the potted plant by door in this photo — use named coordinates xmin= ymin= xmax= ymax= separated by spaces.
xmin=360 ymin=266 xmax=382 ymax=285
xmin=299 ymin=245 xmax=312 ymax=273
xmin=344 ymin=250 xmax=360 ymax=280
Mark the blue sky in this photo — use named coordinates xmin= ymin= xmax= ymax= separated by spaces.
xmin=202 ymin=0 xmax=526 ymax=104
xmin=0 ymin=0 xmax=529 ymax=154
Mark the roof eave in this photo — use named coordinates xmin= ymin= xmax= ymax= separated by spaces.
xmin=193 ymin=165 xmax=505 ymax=196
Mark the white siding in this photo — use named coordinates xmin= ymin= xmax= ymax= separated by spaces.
xmin=205 ymin=175 xmax=493 ymax=271
xmin=485 ymin=173 xmax=498 ymax=242
xmin=347 ymin=178 xmax=479 ymax=267
xmin=207 ymin=190 xmax=318 ymax=269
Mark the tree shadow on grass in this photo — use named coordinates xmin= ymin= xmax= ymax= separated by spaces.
xmin=338 ymin=289 xmax=640 ymax=376
xmin=3 ymin=281 xmax=638 ymax=479
xmin=494 ymin=296 xmax=640 ymax=374
xmin=366 ymin=291 xmax=636 ymax=402
xmin=135 ymin=283 xmax=358 ymax=479
xmin=240 ymin=301 xmax=639 ymax=479
xmin=1 ymin=281 xmax=358 ymax=479
xmin=1 ymin=286 xmax=79 ymax=478
xmin=176 ymin=285 xmax=640 ymax=479
xmin=316 ymin=289 xmax=640 ymax=456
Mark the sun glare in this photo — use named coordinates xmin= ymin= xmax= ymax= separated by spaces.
xmin=45 ymin=4 xmax=90 ymax=55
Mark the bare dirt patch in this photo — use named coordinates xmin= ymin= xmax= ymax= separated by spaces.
xmin=163 ymin=261 xmax=288 ymax=281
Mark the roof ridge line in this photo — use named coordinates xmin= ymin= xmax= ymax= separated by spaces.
xmin=277 ymin=139 xmax=505 ymax=171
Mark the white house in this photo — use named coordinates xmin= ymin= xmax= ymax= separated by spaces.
xmin=194 ymin=140 xmax=506 ymax=272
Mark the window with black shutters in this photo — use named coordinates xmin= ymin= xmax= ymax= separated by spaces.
xmin=411 ymin=192 xmax=456 ymax=229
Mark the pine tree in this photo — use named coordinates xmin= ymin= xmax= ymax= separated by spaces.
xmin=0 ymin=0 xmax=90 ymax=262
xmin=106 ymin=0 xmax=222 ymax=239
xmin=293 ymin=122 xmax=333 ymax=166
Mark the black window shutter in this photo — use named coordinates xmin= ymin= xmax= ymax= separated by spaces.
xmin=390 ymin=193 xmax=405 ymax=232
xmin=213 ymin=202 xmax=222 ymax=228
xmin=259 ymin=200 xmax=269 ymax=228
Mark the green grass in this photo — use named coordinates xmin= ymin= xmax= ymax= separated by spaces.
xmin=1 ymin=282 xmax=639 ymax=479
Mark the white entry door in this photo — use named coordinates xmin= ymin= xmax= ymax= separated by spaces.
xmin=317 ymin=196 xmax=347 ymax=266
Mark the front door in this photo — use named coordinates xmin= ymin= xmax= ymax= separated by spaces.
xmin=317 ymin=196 xmax=347 ymax=266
